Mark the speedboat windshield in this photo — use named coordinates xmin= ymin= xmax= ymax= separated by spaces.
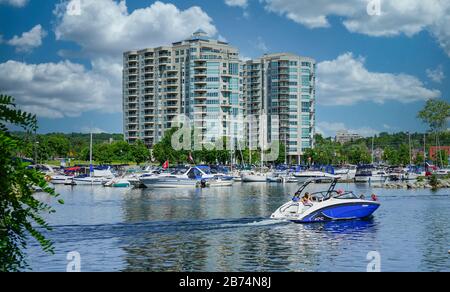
xmin=332 ymin=192 xmax=359 ymax=199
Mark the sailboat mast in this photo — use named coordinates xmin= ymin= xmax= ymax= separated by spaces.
xmin=408 ymin=132 xmax=412 ymax=166
xmin=249 ymin=119 xmax=252 ymax=166
xmin=89 ymin=131 xmax=93 ymax=177
xmin=371 ymin=136 xmax=374 ymax=164
xmin=423 ymin=133 xmax=426 ymax=170
xmin=260 ymin=116 xmax=264 ymax=169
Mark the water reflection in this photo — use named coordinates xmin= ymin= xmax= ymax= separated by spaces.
xmin=26 ymin=183 xmax=450 ymax=271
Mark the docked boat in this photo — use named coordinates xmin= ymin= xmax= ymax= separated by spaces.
xmin=271 ymin=179 xmax=380 ymax=223
xmin=293 ymin=170 xmax=341 ymax=183
xmin=267 ymin=175 xmax=283 ymax=183
xmin=104 ymin=178 xmax=131 ymax=188
xmin=139 ymin=166 xmax=214 ymax=188
xmin=207 ymin=178 xmax=234 ymax=187
xmin=50 ymin=174 xmax=74 ymax=185
xmin=241 ymin=171 xmax=268 ymax=182
xmin=73 ymin=174 xmax=110 ymax=185
xmin=354 ymin=166 xmax=388 ymax=183
xmin=334 ymin=165 xmax=357 ymax=180
xmin=435 ymin=167 xmax=450 ymax=176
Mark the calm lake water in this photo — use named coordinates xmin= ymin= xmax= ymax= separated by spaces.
xmin=27 ymin=182 xmax=450 ymax=272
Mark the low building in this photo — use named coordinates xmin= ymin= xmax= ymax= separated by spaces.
xmin=335 ymin=130 xmax=363 ymax=144
xmin=429 ymin=146 xmax=450 ymax=160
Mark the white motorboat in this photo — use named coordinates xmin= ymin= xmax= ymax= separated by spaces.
xmin=354 ymin=168 xmax=388 ymax=183
xmin=73 ymin=175 xmax=110 ymax=185
xmin=241 ymin=171 xmax=268 ymax=182
xmin=267 ymin=175 xmax=283 ymax=183
xmin=139 ymin=166 xmax=215 ymax=188
xmin=73 ymin=167 xmax=115 ymax=185
xmin=50 ymin=174 xmax=74 ymax=185
xmin=334 ymin=165 xmax=357 ymax=180
xmin=435 ymin=167 xmax=450 ymax=176
xmin=293 ymin=170 xmax=341 ymax=183
xmin=207 ymin=178 xmax=234 ymax=187
xmin=104 ymin=177 xmax=131 ymax=188
xmin=271 ymin=179 xmax=380 ymax=223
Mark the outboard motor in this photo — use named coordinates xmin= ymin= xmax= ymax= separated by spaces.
xmin=200 ymin=179 xmax=207 ymax=188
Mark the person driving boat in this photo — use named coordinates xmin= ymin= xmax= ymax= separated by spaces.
xmin=301 ymin=192 xmax=313 ymax=207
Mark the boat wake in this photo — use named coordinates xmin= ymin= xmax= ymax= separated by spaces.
xmin=36 ymin=218 xmax=288 ymax=243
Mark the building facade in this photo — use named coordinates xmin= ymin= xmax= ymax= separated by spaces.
xmin=123 ymin=33 xmax=315 ymax=163
xmin=335 ymin=130 xmax=363 ymax=144
xmin=123 ymin=30 xmax=244 ymax=147
xmin=243 ymin=53 xmax=316 ymax=164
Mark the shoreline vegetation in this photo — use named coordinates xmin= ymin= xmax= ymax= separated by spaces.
xmin=15 ymin=130 xmax=450 ymax=167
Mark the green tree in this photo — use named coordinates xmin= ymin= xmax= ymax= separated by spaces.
xmin=152 ymin=128 xmax=182 ymax=164
xmin=131 ymin=140 xmax=150 ymax=165
xmin=0 ymin=95 xmax=63 ymax=271
xmin=93 ymin=143 xmax=113 ymax=164
xmin=417 ymin=99 xmax=450 ymax=132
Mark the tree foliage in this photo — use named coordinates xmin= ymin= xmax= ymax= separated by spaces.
xmin=0 ymin=94 xmax=63 ymax=271
xmin=417 ymin=98 xmax=450 ymax=132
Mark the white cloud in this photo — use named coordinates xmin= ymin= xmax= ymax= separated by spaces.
xmin=317 ymin=121 xmax=379 ymax=138
xmin=316 ymin=52 xmax=441 ymax=106
xmin=54 ymin=0 xmax=217 ymax=58
xmin=7 ymin=25 xmax=47 ymax=52
xmin=225 ymin=0 xmax=248 ymax=8
xmin=426 ymin=65 xmax=445 ymax=83
xmin=0 ymin=0 xmax=28 ymax=7
xmin=0 ymin=60 xmax=120 ymax=118
xmin=263 ymin=0 xmax=450 ymax=57
xmin=1 ymin=1 xmax=219 ymax=120
xmin=80 ymin=126 xmax=107 ymax=134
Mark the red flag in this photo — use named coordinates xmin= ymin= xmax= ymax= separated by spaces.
xmin=162 ymin=160 xmax=169 ymax=169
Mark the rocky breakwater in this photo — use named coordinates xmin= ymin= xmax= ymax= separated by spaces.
xmin=377 ymin=178 xmax=450 ymax=189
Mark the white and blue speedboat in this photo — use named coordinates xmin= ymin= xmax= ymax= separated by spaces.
xmin=271 ymin=179 xmax=380 ymax=223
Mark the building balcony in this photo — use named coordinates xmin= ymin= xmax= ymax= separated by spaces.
xmin=167 ymin=74 xmax=178 ymax=80
xmin=194 ymin=94 xmax=207 ymax=100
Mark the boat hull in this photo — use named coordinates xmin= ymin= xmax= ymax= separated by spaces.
xmin=271 ymin=198 xmax=380 ymax=223
xmin=140 ymin=177 xmax=200 ymax=188
xmin=354 ymin=176 xmax=387 ymax=183
xmin=241 ymin=174 xmax=267 ymax=182
xmin=293 ymin=202 xmax=380 ymax=223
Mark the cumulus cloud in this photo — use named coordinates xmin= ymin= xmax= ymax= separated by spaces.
xmin=80 ymin=126 xmax=108 ymax=134
xmin=316 ymin=53 xmax=441 ymax=106
xmin=0 ymin=0 xmax=28 ymax=7
xmin=225 ymin=0 xmax=248 ymax=8
xmin=316 ymin=121 xmax=379 ymax=138
xmin=54 ymin=0 xmax=217 ymax=58
xmin=0 ymin=60 xmax=120 ymax=118
xmin=263 ymin=0 xmax=450 ymax=57
xmin=0 ymin=0 xmax=218 ymax=119
xmin=7 ymin=25 xmax=47 ymax=52
xmin=426 ymin=65 xmax=445 ymax=83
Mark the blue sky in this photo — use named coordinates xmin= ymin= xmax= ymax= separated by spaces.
xmin=0 ymin=0 xmax=449 ymax=137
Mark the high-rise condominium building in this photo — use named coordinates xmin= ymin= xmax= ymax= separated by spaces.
xmin=243 ymin=53 xmax=316 ymax=164
xmin=123 ymin=33 xmax=315 ymax=163
xmin=123 ymin=30 xmax=244 ymax=147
